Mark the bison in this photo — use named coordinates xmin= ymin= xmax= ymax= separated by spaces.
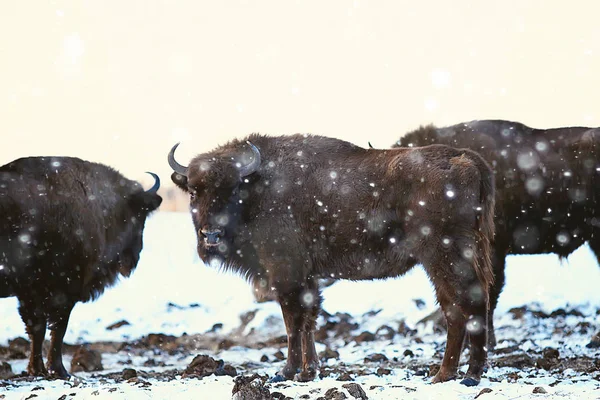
xmin=168 ymin=133 xmax=495 ymax=386
xmin=394 ymin=119 xmax=600 ymax=348
xmin=0 ymin=157 xmax=162 ymax=378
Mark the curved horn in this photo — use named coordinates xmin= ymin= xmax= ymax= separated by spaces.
xmin=238 ymin=141 xmax=261 ymax=177
xmin=168 ymin=143 xmax=189 ymax=176
xmin=145 ymin=172 xmax=160 ymax=193
xmin=368 ymin=141 xmax=374 ymax=149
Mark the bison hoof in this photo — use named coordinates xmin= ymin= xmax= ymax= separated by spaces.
xmin=294 ymin=369 xmax=317 ymax=382
xmin=269 ymin=365 xmax=299 ymax=383
xmin=460 ymin=377 xmax=480 ymax=387
xmin=431 ymin=370 xmax=457 ymax=384
xmin=27 ymin=368 xmax=49 ymax=378
xmin=27 ymin=364 xmax=49 ymax=377
xmin=586 ymin=340 xmax=600 ymax=349
xmin=268 ymin=374 xmax=288 ymax=383
xmin=48 ymin=366 xmax=71 ymax=380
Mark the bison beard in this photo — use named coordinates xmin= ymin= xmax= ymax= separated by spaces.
xmin=169 ymin=133 xmax=495 ymax=386
xmin=0 ymin=157 xmax=162 ymax=379
xmin=395 ymin=119 xmax=600 ymax=349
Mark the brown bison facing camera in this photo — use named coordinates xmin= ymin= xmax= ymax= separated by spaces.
xmin=169 ymin=133 xmax=495 ymax=386
xmin=0 ymin=157 xmax=162 ymax=379
xmin=395 ymin=119 xmax=600 ymax=348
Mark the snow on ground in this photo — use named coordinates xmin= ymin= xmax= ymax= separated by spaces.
xmin=2 ymin=211 xmax=600 ymax=399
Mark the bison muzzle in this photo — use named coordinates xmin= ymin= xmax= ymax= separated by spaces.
xmin=169 ymin=133 xmax=495 ymax=386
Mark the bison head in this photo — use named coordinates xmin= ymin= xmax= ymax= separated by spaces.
xmin=168 ymin=141 xmax=261 ymax=262
xmin=116 ymin=171 xmax=163 ymax=277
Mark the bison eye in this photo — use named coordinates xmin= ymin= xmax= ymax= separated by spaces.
xmin=190 ymin=192 xmax=197 ymax=200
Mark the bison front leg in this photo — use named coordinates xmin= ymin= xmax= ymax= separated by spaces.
xmin=18 ymin=298 xmax=48 ymax=377
xmin=271 ymin=293 xmax=303 ymax=381
xmin=46 ymin=302 xmax=75 ymax=379
xmin=296 ymin=281 xmax=322 ymax=382
xmin=297 ymin=330 xmax=319 ymax=382
xmin=272 ymin=282 xmax=322 ymax=382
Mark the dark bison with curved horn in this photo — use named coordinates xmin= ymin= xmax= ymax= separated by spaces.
xmin=394 ymin=119 xmax=600 ymax=348
xmin=169 ymin=133 xmax=496 ymax=386
xmin=0 ymin=157 xmax=162 ymax=378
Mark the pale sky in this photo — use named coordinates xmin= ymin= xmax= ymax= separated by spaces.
xmin=1 ymin=1 xmax=599 ymax=190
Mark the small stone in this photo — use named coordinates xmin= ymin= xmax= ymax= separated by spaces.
xmin=217 ymin=339 xmax=236 ymax=350
xmin=397 ymin=320 xmax=417 ymax=336
xmin=271 ymin=392 xmax=293 ymax=400
xmin=342 ymin=383 xmax=368 ymax=399
xmin=273 ymin=350 xmax=285 ymax=361
xmin=324 ymin=388 xmax=347 ymax=400
xmin=320 ymin=348 xmax=340 ymax=361
xmin=336 ymin=372 xmax=354 ymax=381
xmin=260 ymin=354 xmax=269 ymax=362
xmin=232 ymin=374 xmax=271 ymax=400
xmin=7 ymin=337 xmax=28 ymax=359
xmin=508 ymin=306 xmax=527 ymax=319
xmin=354 ymin=331 xmax=376 ymax=344
xmin=413 ymin=299 xmax=426 ymax=309
xmin=209 ymin=323 xmax=224 ymax=332
xmin=474 ymin=388 xmax=493 ymax=399
xmin=375 ymin=325 xmax=395 ymax=340
xmin=70 ymin=346 xmax=103 ymax=373
xmin=143 ymin=333 xmax=178 ymax=350
xmin=427 ymin=363 xmax=440 ymax=377
xmin=543 ymin=347 xmax=560 ymax=359
xmin=106 ymin=320 xmax=130 ymax=330
xmin=536 ymin=347 xmax=560 ymax=370
xmin=183 ymin=354 xmax=237 ymax=379
xmin=0 ymin=362 xmax=13 ymax=379
xmin=493 ymin=353 xmax=536 ymax=369
xmin=376 ymin=367 xmax=391 ymax=376
xmin=532 ymin=386 xmax=548 ymax=394
xmin=364 ymin=353 xmax=388 ymax=363
xmin=122 ymin=368 xmax=137 ymax=380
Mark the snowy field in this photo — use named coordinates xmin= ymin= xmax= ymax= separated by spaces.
xmin=2 ymin=211 xmax=600 ymax=399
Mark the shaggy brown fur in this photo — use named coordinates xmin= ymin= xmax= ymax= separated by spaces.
xmin=170 ymin=133 xmax=495 ymax=386
xmin=0 ymin=157 xmax=162 ymax=378
xmin=395 ymin=119 xmax=600 ymax=348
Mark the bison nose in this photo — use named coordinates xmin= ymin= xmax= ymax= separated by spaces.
xmin=200 ymin=229 xmax=223 ymax=246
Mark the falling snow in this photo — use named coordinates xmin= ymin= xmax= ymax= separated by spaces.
xmin=1 ymin=213 xmax=599 ymax=399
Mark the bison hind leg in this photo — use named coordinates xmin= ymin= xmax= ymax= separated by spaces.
xmin=424 ymin=254 xmax=489 ymax=386
xmin=18 ymin=298 xmax=48 ymax=377
xmin=46 ymin=300 xmax=76 ymax=379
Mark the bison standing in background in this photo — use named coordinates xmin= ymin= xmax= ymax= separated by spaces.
xmin=395 ymin=119 xmax=600 ymax=348
xmin=0 ymin=157 xmax=162 ymax=378
xmin=169 ymin=133 xmax=495 ymax=386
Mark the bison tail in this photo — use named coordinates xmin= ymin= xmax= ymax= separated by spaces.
xmin=469 ymin=150 xmax=496 ymax=296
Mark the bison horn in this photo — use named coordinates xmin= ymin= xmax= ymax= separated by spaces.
xmin=368 ymin=141 xmax=374 ymax=149
xmin=238 ymin=141 xmax=261 ymax=177
xmin=168 ymin=143 xmax=189 ymax=176
xmin=145 ymin=172 xmax=160 ymax=193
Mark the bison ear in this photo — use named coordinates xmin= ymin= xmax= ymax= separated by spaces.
xmin=171 ymin=172 xmax=188 ymax=191
xmin=130 ymin=192 xmax=163 ymax=213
